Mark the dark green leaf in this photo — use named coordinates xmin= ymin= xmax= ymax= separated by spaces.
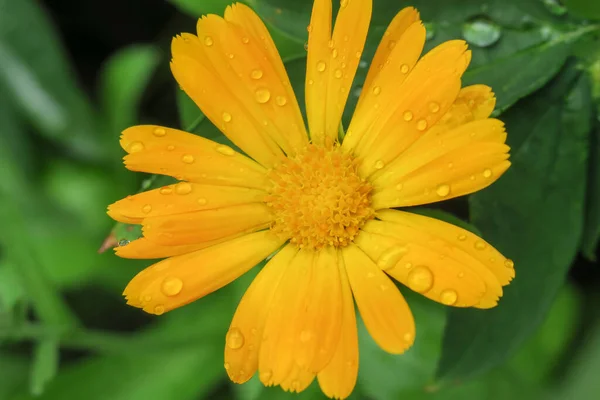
xmin=30 ymin=338 xmax=59 ymax=396
xmin=564 ymin=0 xmax=600 ymax=20
xmin=0 ymin=353 xmax=29 ymax=398
xmin=437 ymin=71 xmax=590 ymax=380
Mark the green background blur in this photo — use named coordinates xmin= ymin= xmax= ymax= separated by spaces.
xmin=1 ymin=0 xmax=600 ymax=399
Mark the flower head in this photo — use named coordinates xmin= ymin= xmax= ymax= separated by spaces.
xmin=108 ymin=0 xmax=514 ymax=398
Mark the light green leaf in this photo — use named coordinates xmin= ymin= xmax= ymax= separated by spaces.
xmin=30 ymin=338 xmax=59 ymax=396
xmin=437 ymin=70 xmax=590 ymax=380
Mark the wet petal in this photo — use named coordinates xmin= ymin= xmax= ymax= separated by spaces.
xmin=115 ymin=236 xmax=239 ymax=259
xmin=123 ymin=231 xmax=285 ymax=314
xmin=280 ymin=364 xmax=315 ymax=394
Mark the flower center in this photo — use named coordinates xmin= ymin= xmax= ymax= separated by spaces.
xmin=266 ymin=144 xmax=374 ymax=250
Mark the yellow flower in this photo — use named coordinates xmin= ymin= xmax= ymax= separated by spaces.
xmin=107 ymin=0 xmax=515 ymax=398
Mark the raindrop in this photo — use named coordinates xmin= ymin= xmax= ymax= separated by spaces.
xmin=161 ymin=277 xmax=183 ymax=296
xmin=407 ymin=265 xmax=434 ymax=293
xmin=204 ymin=36 xmax=214 ymax=46
xmin=474 ymin=240 xmax=487 ymax=250
xmin=457 ymin=234 xmax=467 ymax=241
xmin=317 ymin=60 xmax=327 ymax=72
xmin=396 ymin=183 xmax=403 ymax=191
xmin=224 ymin=362 xmax=230 ymax=370
xmin=159 ymin=187 xmax=172 ymax=195
xmin=504 ymin=259 xmax=515 ymax=268
xmin=154 ymin=305 xmax=165 ymax=315
xmin=255 ymin=88 xmax=271 ymax=103
xmin=377 ymin=246 xmax=409 ymax=270
xmin=260 ymin=370 xmax=272 ymax=382
xmin=374 ymin=160 xmax=385 ymax=169
xmin=216 ymin=145 xmax=235 ymax=156
xmin=182 ymin=154 xmax=195 ymax=164
xmin=458 ymin=271 xmax=465 ymax=278
xmin=226 ymin=328 xmax=245 ymax=349
xmin=332 ymin=48 xmax=339 ymax=58
xmin=250 ymin=69 xmax=263 ymax=80
xmin=403 ymin=332 xmax=413 ymax=342
xmin=541 ymin=0 xmax=567 ymax=16
xmin=388 ymin=40 xmax=397 ymax=50
xmin=355 ymin=51 xmax=362 ymax=59
xmin=417 ymin=119 xmax=428 ymax=131
xmin=429 ymin=102 xmax=440 ymax=113
xmin=142 ymin=204 xmax=152 ymax=214
xmin=340 ymin=0 xmax=349 ymax=8
xmin=403 ymin=111 xmax=413 ymax=121
xmin=400 ymin=64 xmax=410 ymax=74
xmin=483 ymin=168 xmax=493 ymax=178
xmin=198 ymin=198 xmax=207 ymax=205
xmin=167 ymin=145 xmax=175 ymax=151
xmin=242 ymin=37 xmax=250 ymax=44
xmin=440 ymin=289 xmax=458 ymax=305
xmin=118 ymin=239 xmax=130 ymax=246
xmin=462 ymin=18 xmax=502 ymax=48
xmin=128 ymin=141 xmax=144 ymax=153
xmin=372 ymin=86 xmax=382 ymax=95
xmin=307 ymin=24 xmax=312 ymax=33
xmin=276 ymin=96 xmax=287 ymax=106
xmin=153 ymin=127 xmax=166 ymax=137
xmin=175 ymin=182 xmax=193 ymax=195
xmin=144 ymin=295 xmax=152 ymax=302
xmin=334 ymin=69 xmax=343 ymax=79
xmin=436 ymin=184 xmax=450 ymax=197
xmin=222 ymin=112 xmax=232 ymax=122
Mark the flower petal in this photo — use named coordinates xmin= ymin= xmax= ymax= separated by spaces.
xmin=371 ymin=120 xmax=510 ymax=209
xmin=225 ymin=245 xmax=296 ymax=384
xmin=343 ymin=9 xmax=425 ymax=151
xmin=121 ymin=125 xmax=270 ymax=190
xmin=354 ymin=228 xmax=486 ymax=307
xmin=317 ymin=251 xmax=358 ymax=400
xmin=115 ymin=236 xmax=235 ymax=259
xmin=108 ymin=183 xmax=266 ymax=221
xmin=373 ymin=209 xmax=515 ymax=308
xmin=280 ymin=364 xmax=315 ymax=394
xmin=142 ymin=203 xmax=274 ymax=246
xmin=123 ymin=231 xmax=285 ymax=315
xmin=259 ymin=250 xmax=315 ymax=386
xmin=306 ymin=0 xmax=371 ymax=146
xmin=342 ymin=244 xmax=415 ymax=354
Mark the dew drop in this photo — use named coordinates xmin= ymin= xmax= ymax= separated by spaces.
xmin=144 ymin=295 xmax=152 ymax=302
xmin=474 ymin=240 xmax=487 ymax=250
xmin=483 ymin=168 xmax=493 ymax=178
xmin=308 ymin=79 xmax=314 ymax=85
xmin=154 ymin=305 xmax=165 ymax=315
xmin=332 ymin=48 xmax=339 ymax=58
xmin=377 ymin=246 xmax=409 ymax=270
xmin=469 ymin=175 xmax=476 ymax=181
xmin=407 ymin=265 xmax=434 ymax=293
xmin=142 ymin=204 xmax=152 ymax=214
xmin=276 ymin=96 xmax=287 ymax=106
xmin=182 ymin=154 xmax=195 ymax=164
xmin=167 ymin=145 xmax=175 ymax=151
xmin=161 ymin=277 xmax=183 ymax=296
xmin=216 ymin=145 xmax=235 ymax=156
xmin=250 ymin=69 xmax=263 ymax=80
xmin=224 ymin=362 xmax=230 ymax=370
xmin=118 ymin=239 xmax=130 ymax=246
xmin=304 ymin=42 xmax=309 ymax=51
xmin=458 ymin=271 xmax=465 ymax=278
xmin=440 ymin=289 xmax=458 ymax=305
xmin=400 ymin=64 xmax=410 ymax=74
xmin=204 ymin=36 xmax=214 ymax=46
xmin=504 ymin=259 xmax=514 ymax=268
xmin=334 ymin=69 xmax=343 ymax=79
xmin=417 ymin=119 xmax=428 ymax=131
xmin=307 ymin=24 xmax=312 ymax=33
xmin=403 ymin=111 xmax=413 ymax=121
xmin=403 ymin=332 xmax=413 ymax=342
xmin=316 ymin=60 xmax=327 ymax=72
xmin=153 ymin=127 xmax=166 ymax=137
xmin=242 ymin=36 xmax=250 ymax=44
xmin=374 ymin=160 xmax=385 ymax=170
xmin=175 ymin=182 xmax=193 ymax=195
xmin=436 ymin=184 xmax=450 ymax=197
xmin=372 ymin=86 xmax=381 ymax=95
xmin=429 ymin=102 xmax=441 ymax=113
xmin=197 ymin=197 xmax=207 ymax=206
xmin=159 ymin=187 xmax=173 ymax=195
xmin=340 ymin=0 xmax=349 ymax=8
xmin=128 ymin=141 xmax=144 ymax=153
xmin=457 ymin=234 xmax=467 ymax=241
xmin=226 ymin=327 xmax=245 ymax=349
xmin=255 ymin=88 xmax=271 ymax=104
xmin=405 ymin=262 xmax=413 ymax=269
xmin=222 ymin=112 xmax=232 ymax=123
xmin=355 ymin=51 xmax=362 ymax=59
xmin=388 ymin=40 xmax=397 ymax=50
xmin=260 ymin=370 xmax=272 ymax=382
xmin=300 ymin=330 xmax=313 ymax=343
xmin=462 ymin=18 xmax=502 ymax=48
xmin=396 ymin=183 xmax=403 ymax=191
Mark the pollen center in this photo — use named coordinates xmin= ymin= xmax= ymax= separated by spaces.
xmin=266 ymin=144 xmax=374 ymax=250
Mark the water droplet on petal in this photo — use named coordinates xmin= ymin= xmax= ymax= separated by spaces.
xmin=429 ymin=102 xmax=441 ymax=113
xmin=317 ymin=60 xmax=327 ymax=72
xmin=304 ymin=42 xmax=309 ymax=51
xmin=226 ymin=327 xmax=245 ymax=349
xmin=403 ymin=332 xmax=413 ymax=342
xmin=403 ymin=111 xmax=413 ymax=121
xmin=161 ymin=277 xmax=183 ymax=296
xmin=153 ymin=127 xmax=166 ymax=137
xmin=260 ymin=370 xmax=272 ymax=383
xmin=142 ymin=204 xmax=152 ymax=214
xmin=457 ymin=234 xmax=467 ymax=241
xmin=436 ymin=184 xmax=450 ymax=197
xmin=440 ymin=289 xmax=458 ymax=305
xmin=167 ymin=145 xmax=175 ymax=151
xmin=204 ymin=36 xmax=214 ymax=46
xmin=340 ymin=0 xmax=349 ymax=8
xmin=128 ymin=141 xmax=144 ymax=153
xmin=224 ymin=362 xmax=230 ymax=370
xmin=483 ymin=168 xmax=493 ymax=178
xmin=175 ymin=182 xmax=192 ymax=195
xmin=255 ymin=88 xmax=271 ymax=103
xmin=458 ymin=271 xmax=465 ymax=278
xmin=373 ymin=86 xmax=381 ymax=95
xmin=474 ymin=240 xmax=487 ymax=250
xmin=182 ymin=154 xmax=195 ymax=164
xmin=197 ymin=197 xmax=207 ymax=205
xmin=417 ymin=119 xmax=428 ymax=131
xmin=242 ymin=36 xmax=250 ymax=44
xmin=154 ymin=305 xmax=165 ymax=315
xmin=462 ymin=18 xmax=502 ymax=48
xmin=504 ymin=259 xmax=514 ymax=268
xmin=250 ymin=69 xmax=263 ymax=80
xmin=388 ymin=40 xmax=397 ymax=50
xmin=216 ymin=145 xmax=235 ymax=156
xmin=407 ymin=265 xmax=434 ymax=293
xmin=400 ymin=64 xmax=410 ymax=74
xmin=332 ymin=69 xmax=343 ymax=79
xmin=307 ymin=24 xmax=312 ymax=33
xmin=396 ymin=183 xmax=403 ymax=191
xmin=374 ymin=160 xmax=385 ymax=169
xmin=276 ymin=96 xmax=287 ymax=106
xmin=159 ymin=187 xmax=172 ymax=195
xmin=118 ymin=239 xmax=130 ymax=246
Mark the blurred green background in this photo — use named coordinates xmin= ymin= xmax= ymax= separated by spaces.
xmin=1 ymin=0 xmax=600 ymax=399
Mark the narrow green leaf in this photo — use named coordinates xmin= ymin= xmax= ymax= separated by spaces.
xmin=100 ymin=45 xmax=161 ymax=133
xmin=437 ymin=71 xmax=590 ymax=381
xmin=30 ymin=338 xmax=59 ymax=396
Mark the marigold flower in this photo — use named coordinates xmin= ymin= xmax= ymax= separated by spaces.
xmin=107 ymin=0 xmax=515 ymax=398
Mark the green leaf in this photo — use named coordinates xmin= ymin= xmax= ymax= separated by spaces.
xmin=30 ymin=338 xmax=59 ymax=396
xmin=0 ymin=260 xmax=25 ymax=313
xmin=437 ymin=70 xmax=591 ymax=380
xmin=0 ymin=0 xmax=104 ymax=161
xmin=0 ymin=353 xmax=29 ymax=398
xmin=169 ymin=0 xmax=238 ymax=16
xmin=358 ymin=291 xmax=446 ymax=398
xmin=564 ymin=0 xmax=600 ymax=20
xmin=582 ymin=121 xmax=600 ymax=260
xmin=100 ymin=45 xmax=161 ymax=133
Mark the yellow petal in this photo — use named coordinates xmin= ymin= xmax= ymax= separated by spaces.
xmin=142 ymin=203 xmax=274 ymax=246
xmin=344 ymin=11 xmax=425 ymax=151
xmin=123 ymin=231 xmax=285 ymax=315
xmin=121 ymin=125 xmax=270 ymax=190
xmin=294 ymin=246 xmax=343 ymax=373
xmin=225 ymin=245 xmax=296 ymax=384
xmin=342 ymin=244 xmax=415 ymax=354
xmin=373 ymin=210 xmax=514 ymax=308
xmin=115 ymin=236 xmax=238 ymax=259
xmin=108 ymin=183 xmax=266 ymax=221
xmin=280 ymin=364 xmax=315 ymax=394
xmin=306 ymin=0 xmax=371 ymax=146
xmin=317 ymin=252 xmax=358 ymax=400
xmin=259 ymin=250 xmax=314 ymax=386
xmin=171 ymin=14 xmax=292 ymax=166
xmin=354 ymin=229 xmax=486 ymax=307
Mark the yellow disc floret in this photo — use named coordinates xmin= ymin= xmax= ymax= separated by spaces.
xmin=266 ymin=144 xmax=374 ymax=250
